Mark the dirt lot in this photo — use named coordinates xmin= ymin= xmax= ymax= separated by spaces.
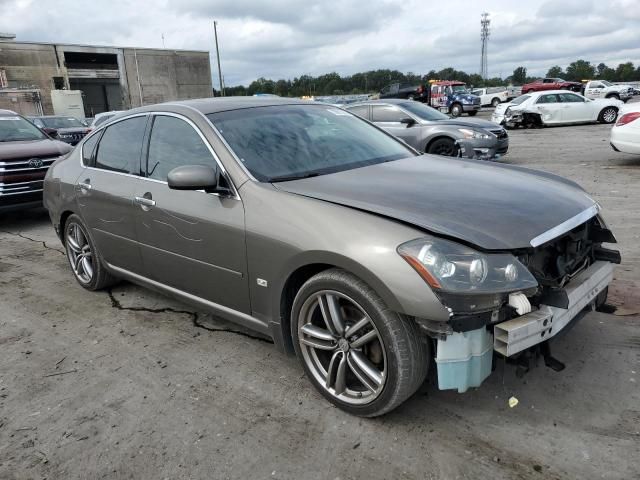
xmin=1 ymin=116 xmax=639 ymax=480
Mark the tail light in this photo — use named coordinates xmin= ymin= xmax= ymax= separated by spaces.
xmin=616 ymin=112 xmax=640 ymax=127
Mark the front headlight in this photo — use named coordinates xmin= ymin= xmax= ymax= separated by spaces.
xmin=398 ymin=237 xmax=538 ymax=312
xmin=458 ymin=128 xmax=490 ymax=139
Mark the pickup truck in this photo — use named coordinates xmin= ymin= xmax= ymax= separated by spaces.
xmin=583 ymin=80 xmax=633 ymax=102
xmin=379 ymin=82 xmax=429 ymax=102
xmin=471 ymin=87 xmax=509 ymax=107
xmin=522 ymin=78 xmax=582 ymax=93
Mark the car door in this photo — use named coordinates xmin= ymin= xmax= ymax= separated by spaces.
xmin=558 ymin=93 xmax=593 ymax=122
xmin=371 ymin=104 xmax=421 ymax=149
xmin=542 ymin=78 xmax=556 ymax=91
xmin=534 ymin=94 xmax=563 ymax=124
xmin=76 ymin=114 xmax=147 ymax=273
xmin=132 ymin=113 xmax=250 ymax=313
xmin=585 ymin=82 xmax=604 ymax=99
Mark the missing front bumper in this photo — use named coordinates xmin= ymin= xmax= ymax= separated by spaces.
xmin=494 ymin=261 xmax=613 ymax=357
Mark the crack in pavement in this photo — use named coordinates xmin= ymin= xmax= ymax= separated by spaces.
xmin=0 ymin=230 xmax=65 ymax=255
xmin=107 ymin=288 xmax=273 ymax=344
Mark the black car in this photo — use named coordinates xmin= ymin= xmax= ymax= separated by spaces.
xmin=379 ymin=82 xmax=429 ymax=102
xmin=29 ymin=116 xmax=90 ymax=145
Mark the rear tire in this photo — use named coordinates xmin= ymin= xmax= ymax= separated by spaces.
xmin=427 ymin=137 xmax=458 ymax=156
xmin=598 ymin=107 xmax=618 ymax=124
xmin=291 ymin=269 xmax=429 ymax=417
xmin=491 ymin=97 xmax=500 ymax=107
xmin=63 ymin=214 xmax=118 ymax=291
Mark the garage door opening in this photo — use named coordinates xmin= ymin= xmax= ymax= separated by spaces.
xmin=69 ymin=78 xmax=123 ymax=117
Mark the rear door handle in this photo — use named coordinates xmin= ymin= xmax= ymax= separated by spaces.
xmin=134 ymin=196 xmax=156 ymax=207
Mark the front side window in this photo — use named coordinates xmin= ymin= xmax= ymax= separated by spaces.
xmin=537 ymin=94 xmax=558 ymax=104
xmin=559 ymin=93 xmax=584 ymax=103
xmin=542 ymin=78 xmax=553 ymax=83
xmin=147 ymin=115 xmax=214 ymax=182
xmin=0 ymin=115 xmax=47 ymax=142
xmin=94 ymin=116 xmax=147 ymax=174
xmin=372 ymin=105 xmax=406 ymax=123
xmin=208 ymin=105 xmax=414 ymax=182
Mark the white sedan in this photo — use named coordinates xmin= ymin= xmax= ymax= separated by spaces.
xmin=610 ymin=103 xmax=640 ymax=155
xmin=492 ymin=90 xmax=622 ymax=128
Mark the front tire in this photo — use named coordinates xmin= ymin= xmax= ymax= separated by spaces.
xmin=64 ymin=214 xmax=117 ymax=290
xmin=427 ymin=137 xmax=458 ymax=156
xmin=291 ymin=269 xmax=429 ymax=417
xmin=599 ymin=107 xmax=618 ymax=124
xmin=450 ymin=103 xmax=463 ymax=117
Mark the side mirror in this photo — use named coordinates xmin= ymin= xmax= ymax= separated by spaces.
xmin=167 ymin=165 xmax=226 ymax=194
xmin=400 ymin=117 xmax=416 ymax=127
xmin=42 ymin=127 xmax=58 ymax=137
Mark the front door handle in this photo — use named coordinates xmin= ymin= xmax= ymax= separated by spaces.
xmin=134 ymin=196 xmax=156 ymax=207
xmin=77 ymin=180 xmax=92 ymax=191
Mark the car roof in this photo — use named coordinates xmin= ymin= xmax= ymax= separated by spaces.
xmin=130 ymin=96 xmax=311 ymax=116
xmin=343 ymin=99 xmax=412 ymax=107
xmin=528 ymin=90 xmax=582 ymax=95
xmin=29 ymin=115 xmax=80 ymax=119
xmin=0 ymin=109 xmax=18 ymax=115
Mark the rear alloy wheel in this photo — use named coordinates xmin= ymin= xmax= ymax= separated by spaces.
xmin=428 ymin=137 xmax=458 ymax=156
xmin=450 ymin=103 xmax=462 ymax=117
xmin=599 ymin=107 xmax=618 ymax=124
xmin=64 ymin=214 xmax=117 ymax=290
xmin=291 ymin=269 xmax=429 ymax=417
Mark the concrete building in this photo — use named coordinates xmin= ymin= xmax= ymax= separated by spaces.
xmin=0 ymin=35 xmax=213 ymax=116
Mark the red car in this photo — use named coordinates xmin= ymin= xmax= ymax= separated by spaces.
xmin=521 ymin=78 xmax=582 ymax=94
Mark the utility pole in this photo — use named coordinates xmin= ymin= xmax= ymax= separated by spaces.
xmin=213 ymin=21 xmax=225 ymax=97
xmin=480 ymin=13 xmax=490 ymax=80
xmin=161 ymin=33 xmax=165 ymax=48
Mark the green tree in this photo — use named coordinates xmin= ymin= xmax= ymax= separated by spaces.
xmin=615 ymin=62 xmax=635 ymax=82
xmin=565 ymin=59 xmax=595 ymax=81
xmin=511 ymin=66 xmax=527 ymax=85
xmin=546 ymin=65 xmax=564 ymax=78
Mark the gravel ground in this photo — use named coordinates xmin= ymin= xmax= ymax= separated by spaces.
xmin=1 ymin=112 xmax=639 ymax=480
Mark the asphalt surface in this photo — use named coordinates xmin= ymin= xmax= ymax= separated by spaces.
xmin=1 ymin=111 xmax=639 ymax=480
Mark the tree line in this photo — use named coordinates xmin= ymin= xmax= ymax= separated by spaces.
xmin=221 ymin=59 xmax=640 ymax=97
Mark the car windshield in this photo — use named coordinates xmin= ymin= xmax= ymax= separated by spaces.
xmin=510 ymin=95 xmax=531 ymax=105
xmin=207 ymin=104 xmax=415 ymax=182
xmin=0 ymin=115 xmax=47 ymax=142
xmin=41 ymin=117 xmax=86 ymax=128
xmin=398 ymin=101 xmax=450 ymax=121
xmin=450 ymin=85 xmax=467 ymax=93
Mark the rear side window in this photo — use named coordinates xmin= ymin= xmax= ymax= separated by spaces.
xmin=372 ymin=105 xmax=405 ymax=122
xmin=536 ymin=94 xmax=558 ymax=104
xmin=146 ymin=115 xmax=214 ymax=182
xmin=82 ymin=134 xmax=100 ymax=166
xmin=94 ymin=116 xmax=147 ymax=174
xmin=559 ymin=93 xmax=584 ymax=103
xmin=346 ymin=105 xmax=369 ymax=120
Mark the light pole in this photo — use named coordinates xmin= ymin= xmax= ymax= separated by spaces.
xmin=213 ymin=21 xmax=225 ymax=96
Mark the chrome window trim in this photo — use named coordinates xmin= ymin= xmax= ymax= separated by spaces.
xmin=530 ymin=204 xmax=600 ymax=248
xmin=80 ymin=110 xmax=240 ymax=201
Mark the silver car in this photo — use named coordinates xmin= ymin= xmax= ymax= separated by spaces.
xmin=44 ymin=98 xmax=619 ymax=416
xmin=345 ymin=99 xmax=508 ymax=160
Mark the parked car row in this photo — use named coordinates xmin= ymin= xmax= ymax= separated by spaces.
xmin=40 ymin=97 xmax=620 ymax=416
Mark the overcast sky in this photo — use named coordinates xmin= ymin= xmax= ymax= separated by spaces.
xmin=1 ymin=0 xmax=639 ymax=86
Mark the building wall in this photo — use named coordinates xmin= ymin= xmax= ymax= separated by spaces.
xmin=1 ymin=41 xmax=212 ymax=115
xmin=0 ymin=42 xmax=61 ymax=114
xmin=123 ymin=48 xmax=212 ymax=108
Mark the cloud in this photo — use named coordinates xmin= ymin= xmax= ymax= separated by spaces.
xmin=0 ymin=0 xmax=638 ymax=86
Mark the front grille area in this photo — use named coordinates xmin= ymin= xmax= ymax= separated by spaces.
xmin=0 ymin=155 xmax=58 ymax=196
xmin=490 ymin=129 xmax=508 ymax=139
xmin=58 ymin=132 xmax=86 ymax=144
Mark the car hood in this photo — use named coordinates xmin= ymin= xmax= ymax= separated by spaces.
xmin=432 ymin=118 xmax=501 ymax=130
xmin=274 ymin=156 xmax=596 ymax=250
xmin=0 ymin=138 xmax=73 ymax=160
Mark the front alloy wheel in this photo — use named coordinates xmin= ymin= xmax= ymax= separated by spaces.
xmin=600 ymin=107 xmax=618 ymax=124
xmin=292 ymin=269 xmax=429 ymax=417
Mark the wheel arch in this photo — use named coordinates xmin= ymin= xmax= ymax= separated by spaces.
xmin=274 ymin=253 xmax=405 ymax=355
xmin=58 ymin=209 xmax=76 ymax=242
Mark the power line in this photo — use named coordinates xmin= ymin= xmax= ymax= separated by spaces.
xmin=480 ymin=13 xmax=490 ymax=80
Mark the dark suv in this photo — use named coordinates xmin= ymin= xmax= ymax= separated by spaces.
xmin=0 ymin=110 xmax=72 ymax=212
xmin=29 ymin=115 xmax=90 ymax=145
xmin=379 ymin=82 xmax=429 ymax=102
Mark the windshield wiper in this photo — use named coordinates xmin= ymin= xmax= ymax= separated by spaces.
xmin=269 ymin=172 xmax=320 ymax=183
